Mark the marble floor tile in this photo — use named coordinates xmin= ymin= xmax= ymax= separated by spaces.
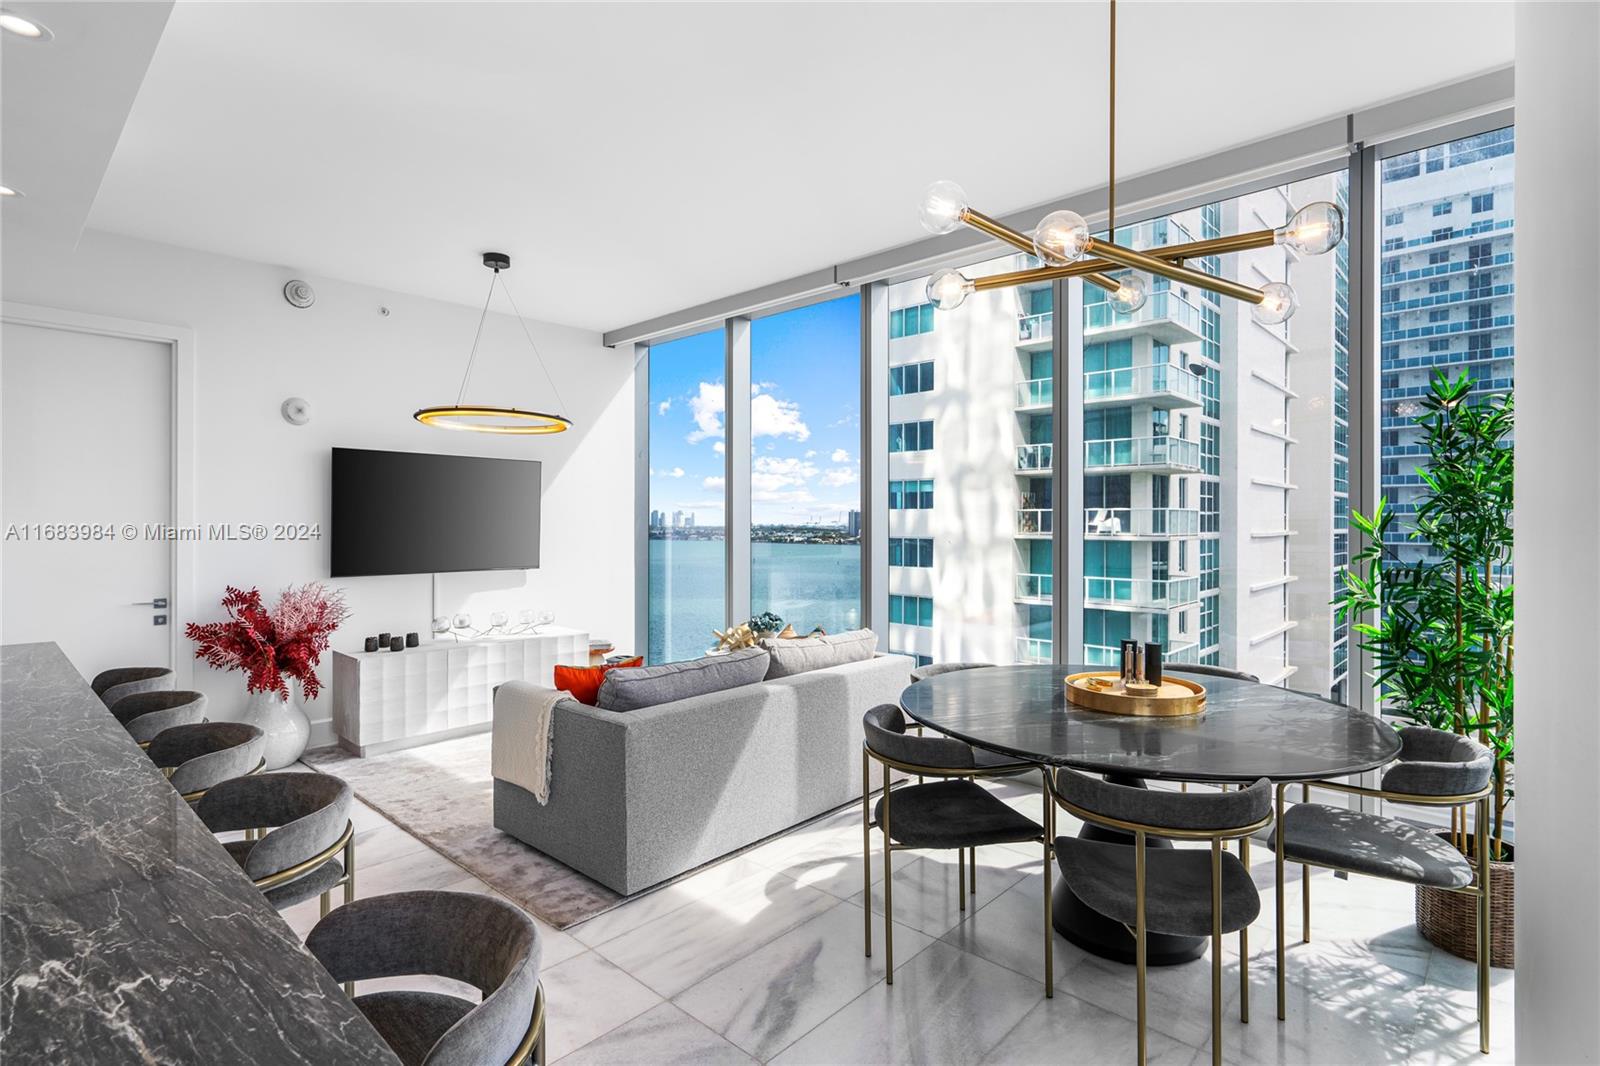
xmin=593 ymin=867 xmax=841 ymax=999
xmin=673 ymin=899 xmax=936 ymax=1062
xmin=350 ymin=820 xmax=430 ymax=869
xmin=847 ymin=849 xmax=1035 ymax=940
xmin=770 ymin=940 xmax=1045 ymax=1065
xmin=940 ymin=871 xmax=1065 ymax=987
xmin=981 ymin=988 xmax=1199 ymax=1065
xmin=355 ymin=839 xmax=476 ymax=895
xmin=569 ymin=854 xmax=773 ymax=949
xmin=540 ymin=950 xmax=663 ymax=1061
xmin=555 ymin=1002 xmax=756 ymax=1065
xmin=748 ymin=825 xmax=922 ymax=901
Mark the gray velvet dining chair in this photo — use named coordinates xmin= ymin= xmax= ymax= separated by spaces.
xmin=145 ymin=721 xmax=265 ymax=802
xmin=1050 ymin=767 xmax=1272 ymax=1066
xmin=91 ymin=666 xmax=174 ymax=708
xmin=1165 ymin=664 xmax=1260 ymax=683
xmin=109 ymin=689 xmax=208 ymax=746
xmin=195 ymin=772 xmax=356 ymax=917
xmin=860 ymin=704 xmax=1052 ymax=994
xmin=306 ymin=890 xmax=546 ymax=1066
xmin=1270 ymin=725 xmax=1495 ymax=1054
xmin=904 ymin=661 xmax=1030 ymax=776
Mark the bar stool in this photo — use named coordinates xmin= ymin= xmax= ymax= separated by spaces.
xmin=110 ymin=690 xmax=208 ymax=747
xmin=91 ymin=666 xmax=174 ymax=707
xmin=146 ymin=722 xmax=265 ymax=802
xmin=306 ymin=890 xmax=546 ymax=1066
xmin=196 ymin=772 xmax=356 ymax=916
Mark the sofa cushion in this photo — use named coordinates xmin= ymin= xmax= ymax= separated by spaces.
xmin=760 ymin=629 xmax=878 ymax=679
xmin=595 ymin=646 xmax=770 ymax=712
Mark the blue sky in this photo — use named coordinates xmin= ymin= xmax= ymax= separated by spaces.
xmin=649 ymin=294 xmax=861 ymax=526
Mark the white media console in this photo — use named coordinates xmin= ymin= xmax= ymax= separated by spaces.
xmin=331 ymin=626 xmax=589 ymax=756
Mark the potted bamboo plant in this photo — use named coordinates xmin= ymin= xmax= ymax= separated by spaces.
xmin=1335 ymin=371 xmax=1514 ymax=966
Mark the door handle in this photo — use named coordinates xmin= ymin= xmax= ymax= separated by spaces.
xmin=132 ymin=598 xmax=169 ymax=609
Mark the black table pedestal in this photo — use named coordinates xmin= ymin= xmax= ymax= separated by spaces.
xmin=1052 ymin=823 xmax=1206 ymax=966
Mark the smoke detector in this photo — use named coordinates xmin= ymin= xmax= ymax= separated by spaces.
xmin=283 ymin=280 xmax=316 ymax=308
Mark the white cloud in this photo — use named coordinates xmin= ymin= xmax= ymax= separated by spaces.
xmin=804 ymin=449 xmax=817 ymax=459
xmin=667 ymin=467 xmax=684 ymax=478
xmin=657 ymin=398 xmax=671 ymax=416
xmin=703 ymin=475 xmax=725 ymax=490
xmin=751 ymin=455 xmax=818 ymax=494
xmin=686 ymin=382 xmax=724 ymax=443
xmin=752 ymin=393 xmax=809 ymax=441
xmin=830 ymin=448 xmax=850 ymax=463
xmin=821 ymin=467 xmax=858 ymax=488
xmin=712 ymin=441 xmax=725 ymax=455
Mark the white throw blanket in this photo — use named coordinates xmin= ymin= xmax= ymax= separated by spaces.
xmin=491 ymin=681 xmax=569 ymax=805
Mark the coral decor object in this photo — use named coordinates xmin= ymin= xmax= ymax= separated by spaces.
xmin=185 ymin=584 xmax=351 ymax=701
xmin=712 ymin=624 xmax=757 ymax=652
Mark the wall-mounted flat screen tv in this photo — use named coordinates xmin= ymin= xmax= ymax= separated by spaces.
xmin=330 ymin=447 xmax=541 ymax=577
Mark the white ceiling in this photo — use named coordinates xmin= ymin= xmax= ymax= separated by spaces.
xmin=66 ymin=2 xmax=1516 ymax=332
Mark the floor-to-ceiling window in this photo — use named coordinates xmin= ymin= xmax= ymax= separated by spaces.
xmin=749 ymin=295 xmax=862 ymax=634
xmin=882 ymin=253 xmax=1055 ymax=666
xmin=646 ymin=329 xmax=725 ymax=664
xmin=1073 ymin=173 xmax=1352 ymax=694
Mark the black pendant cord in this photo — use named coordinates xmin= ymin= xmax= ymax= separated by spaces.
xmin=455 ymin=270 xmax=500 ymax=406
xmin=495 ymin=273 xmax=570 ymax=419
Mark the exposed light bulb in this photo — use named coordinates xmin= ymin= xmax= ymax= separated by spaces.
xmin=0 ymin=185 xmax=18 ymax=197
xmin=917 ymin=180 xmax=969 ymax=235
xmin=1252 ymin=282 xmax=1299 ymax=325
xmin=926 ymin=268 xmax=975 ymax=311
xmin=1032 ymin=209 xmax=1091 ymax=265
xmin=1109 ymin=274 xmax=1149 ymax=313
xmin=1275 ymin=201 xmax=1344 ymax=256
xmin=0 ymin=10 xmax=51 ymax=39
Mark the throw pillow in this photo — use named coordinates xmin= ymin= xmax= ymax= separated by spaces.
xmin=760 ymin=628 xmax=878 ymax=679
xmin=554 ymin=657 xmax=643 ymax=706
xmin=595 ymin=646 xmax=770 ymax=712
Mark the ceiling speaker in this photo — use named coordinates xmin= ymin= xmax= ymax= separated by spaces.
xmin=283 ymin=280 xmax=316 ymax=308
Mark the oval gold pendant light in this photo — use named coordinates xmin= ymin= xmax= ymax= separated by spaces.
xmin=415 ymin=252 xmax=572 ymax=434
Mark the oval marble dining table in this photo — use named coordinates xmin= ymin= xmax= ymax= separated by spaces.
xmin=899 ymin=664 xmax=1402 ymax=964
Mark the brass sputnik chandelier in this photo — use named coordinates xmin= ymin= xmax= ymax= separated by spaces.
xmin=414 ymin=252 xmax=572 ymax=435
xmin=916 ymin=0 xmax=1342 ymax=324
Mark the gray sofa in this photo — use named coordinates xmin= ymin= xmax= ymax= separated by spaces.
xmin=492 ymin=652 xmax=913 ymax=895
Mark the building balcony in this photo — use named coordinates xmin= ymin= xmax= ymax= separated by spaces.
xmin=1112 ymin=216 xmax=1195 ymax=251
xmin=1083 ymin=290 xmax=1204 ymax=344
xmin=1015 ymin=637 xmax=1052 ymax=664
xmin=1017 ymin=311 xmax=1053 ymax=350
xmin=1015 ymin=572 xmax=1054 ymax=603
xmin=1083 ymin=363 xmax=1204 ymax=409
xmin=1016 ymin=508 xmax=1053 ymax=537
xmin=1083 ymin=507 xmax=1200 ymax=538
xmin=1083 ymin=436 xmax=1202 ymax=474
xmin=1016 ymin=377 xmax=1052 ymax=410
xmin=1016 ymin=443 xmax=1053 ymax=474
xmin=1084 ymin=638 xmax=1200 ymax=668
xmin=1083 ymin=575 xmax=1201 ymax=610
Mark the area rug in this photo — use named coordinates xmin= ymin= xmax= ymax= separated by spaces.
xmin=304 ymin=733 xmax=622 ymax=929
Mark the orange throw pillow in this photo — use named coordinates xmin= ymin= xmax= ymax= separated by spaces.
xmin=554 ymin=658 xmax=643 ymax=706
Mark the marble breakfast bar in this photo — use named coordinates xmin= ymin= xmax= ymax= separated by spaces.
xmin=0 ymin=642 xmax=399 ymax=1064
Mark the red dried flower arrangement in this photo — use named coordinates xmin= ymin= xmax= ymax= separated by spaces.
xmin=185 ymin=584 xmax=351 ymax=700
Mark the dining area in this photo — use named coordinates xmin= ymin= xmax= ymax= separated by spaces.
xmin=864 ymin=660 xmax=1498 ymax=1066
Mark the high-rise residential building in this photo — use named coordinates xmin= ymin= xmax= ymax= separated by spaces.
xmin=885 ymin=174 xmax=1348 ymax=695
xmin=1377 ymin=127 xmax=1515 ymax=567
xmin=846 ymin=510 xmax=861 ymax=538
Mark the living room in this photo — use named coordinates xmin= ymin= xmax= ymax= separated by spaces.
xmin=2 ymin=2 xmax=1596 ymax=1064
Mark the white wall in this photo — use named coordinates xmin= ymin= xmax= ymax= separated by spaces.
xmin=2 ymin=227 xmax=637 ymax=745
xmin=1513 ymin=3 xmax=1600 ymax=1063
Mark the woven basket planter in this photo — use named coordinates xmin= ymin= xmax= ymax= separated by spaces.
xmin=1415 ymin=837 xmax=1514 ymax=968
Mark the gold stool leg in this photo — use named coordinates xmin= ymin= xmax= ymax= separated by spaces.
xmin=1275 ymin=785 xmax=1287 ymax=1022
xmin=344 ymin=835 xmax=356 ymax=906
xmin=1477 ymin=796 xmax=1491 ymax=1054
xmin=1211 ymin=838 xmax=1223 ymax=1066
xmin=1301 ymin=783 xmax=1311 ymax=943
xmin=958 ymin=845 xmax=967 ymax=912
xmin=319 ymin=890 xmax=330 ymax=919
xmin=882 ymin=777 xmax=894 ymax=983
xmin=343 ymin=980 xmax=354 ymax=998
xmin=1240 ymin=835 xmax=1251 ymax=1023
xmin=1042 ymin=774 xmax=1054 ymax=999
xmin=863 ymin=749 xmax=873 ymax=959
xmin=1135 ymin=830 xmax=1148 ymax=1066
xmin=969 ymin=844 xmax=976 ymax=895
xmin=537 ymin=1017 xmax=547 ymax=1065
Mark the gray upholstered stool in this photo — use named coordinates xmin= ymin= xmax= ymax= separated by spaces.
xmin=1051 ymin=768 xmax=1272 ymax=1066
xmin=861 ymin=705 xmax=1051 ymax=993
xmin=196 ymin=772 xmax=356 ymax=915
xmin=92 ymin=666 xmax=174 ymax=708
xmin=1269 ymin=726 xmax=1494 ymax=1053
xmin=109 ymin=690 xmax=208 ymax=747
xmin=146 ymin=721 xmax=265 ymax=802
xmin=306 ymin=890 xmax=545 ymax=1066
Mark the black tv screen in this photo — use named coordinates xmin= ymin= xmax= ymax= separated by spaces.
xmin=330 ymin=448 xmax=541 ymax=577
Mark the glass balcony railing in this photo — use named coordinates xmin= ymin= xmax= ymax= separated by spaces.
xmin=1083 ymin=363 xmax=1204 ymax=407
xmin=1017 ymin=311 xmax=1053 ymax=345
xmin=1085 ymin=639 xmax=1200 ymax=667
xmin=1016 ymin=637 xmax=1052 ymax=664
xmin=1016 ymin=508 xmax=1053 ymax=536
xmin=1083 ymin=507 xmax=1201 ymax=538
xmin=1015 ymin=573 xmax=1053 ymax=601
xmin=1084 ymin=436 xmax=1202 ymax=472
xmin=1083 ymin=290 xmax=1203 ymax=340
xmin=1016 ymin=377 xmax=1052 ymax=408
xmin=1083 ymin=575 xmax=1201 ymax=609
xmin=1016 ymin=443 xmax=1053 ymax=472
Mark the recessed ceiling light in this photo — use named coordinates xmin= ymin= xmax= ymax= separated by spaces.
xmin=0 ymin=186 xmax=20 ymax=197
xmin=0 ymin=10 xmax=52 ymax=40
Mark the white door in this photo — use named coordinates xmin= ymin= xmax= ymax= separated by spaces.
xmin=1 ymin=320 xmax=174 ymax=682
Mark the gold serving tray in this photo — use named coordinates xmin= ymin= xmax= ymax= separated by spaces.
xmin=1064 ymin=672 xmax=1207 ymax=717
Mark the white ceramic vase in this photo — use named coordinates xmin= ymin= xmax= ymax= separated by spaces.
xmin=242 ymin=687 xmax=311 ymax=769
